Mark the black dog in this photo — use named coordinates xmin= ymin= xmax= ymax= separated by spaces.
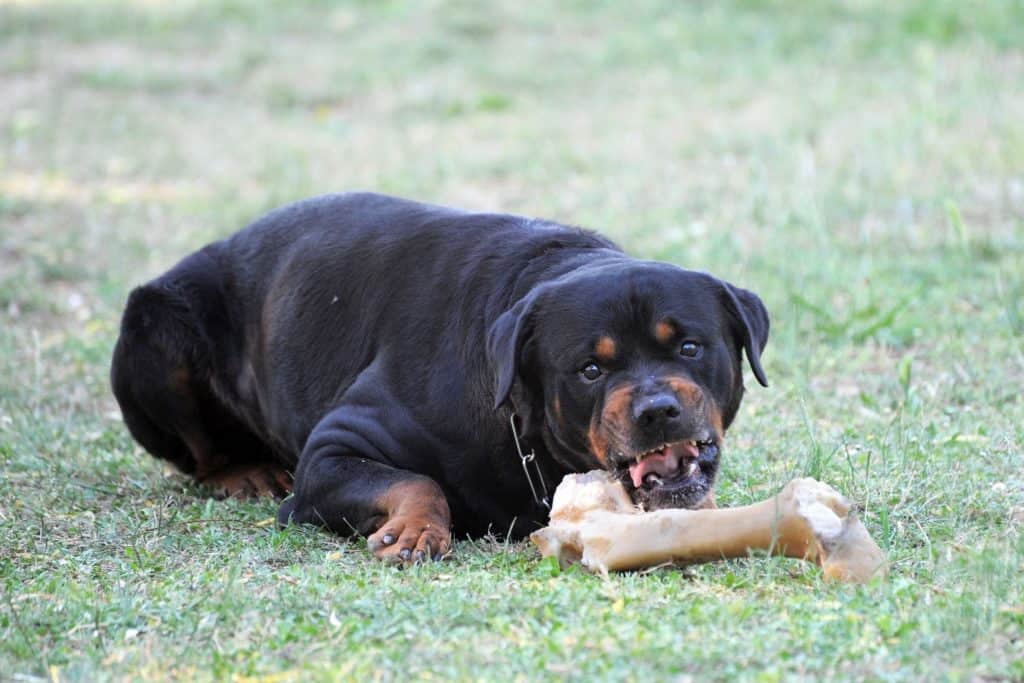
xmin=111 ymin=193 xmax=768 ymax=563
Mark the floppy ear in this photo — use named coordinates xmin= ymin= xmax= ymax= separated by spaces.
xmin=486 ymin=291 xmax=541 ymax=410
xmin=720 ymin=282 xmax=770 ymax=387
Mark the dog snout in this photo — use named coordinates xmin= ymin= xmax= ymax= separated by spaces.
xmin=632 ymin=392 xmax=682 ymax=429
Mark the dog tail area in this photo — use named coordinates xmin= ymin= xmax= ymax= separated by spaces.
xmin=111 ymin=282 xmax=214 ymax=476
xmin=111 ymin=272 xmax=292 ymax=499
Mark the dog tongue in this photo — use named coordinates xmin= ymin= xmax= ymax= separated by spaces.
xmin=628 ymin=442 xmax=700 ymax=488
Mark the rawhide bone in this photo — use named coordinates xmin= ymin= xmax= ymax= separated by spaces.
xmin=530 ymin=471 xmax=887 ymax=583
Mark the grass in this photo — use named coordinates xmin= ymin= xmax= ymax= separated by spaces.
xmin=2 ymin=0 xmax=1023 ymax=680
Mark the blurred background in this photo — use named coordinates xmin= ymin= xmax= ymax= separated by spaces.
xmin=4 ymin=0 xmax=1022 ymax=481
xmin=2 ymin=1 xmax=1023 ymax=679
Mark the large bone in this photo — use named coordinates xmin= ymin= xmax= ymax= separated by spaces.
xmin=530 ymin=471 xmax=887 ymax=583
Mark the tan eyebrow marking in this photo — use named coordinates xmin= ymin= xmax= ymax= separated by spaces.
xmin=595 ymin=336 xmax=616 ymax=362
xmin=654 ymin=320 xmax=675 ymax=345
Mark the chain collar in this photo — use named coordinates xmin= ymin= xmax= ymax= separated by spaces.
xmin=510 ymin=413 xmax=550 ymax=510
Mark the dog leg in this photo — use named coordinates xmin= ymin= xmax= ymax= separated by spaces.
xmin=280 ymin=461 xmax=451 ymax=564
xmin=277 ymin=409 xmax=451 ymax=564
xmin=199 ymin=462 xmax=292 ymax=499
xmin=362 ymin=478 xmax=452 ymax=563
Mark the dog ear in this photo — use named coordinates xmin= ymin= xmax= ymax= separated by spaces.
xmin=486 ymin=290 xmax=542 ymax=410
xmin=720 ymin=282 xmax=770 ymax=387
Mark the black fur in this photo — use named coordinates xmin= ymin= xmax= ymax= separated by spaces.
xmin=111 ymin=193 xmax=769 ymax=543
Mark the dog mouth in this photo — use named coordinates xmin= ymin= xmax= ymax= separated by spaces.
xmin=607 ymin=436 xmax=719 ymax=509
xmin=625 ymin=439 xmax=715 ymax=490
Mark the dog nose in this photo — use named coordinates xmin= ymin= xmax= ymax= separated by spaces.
xmin=632 ymin=392 xmax=682 ymax=428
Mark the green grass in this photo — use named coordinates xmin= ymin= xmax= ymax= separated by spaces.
xmin=2 ymin=0 xmax=1023 ymax=680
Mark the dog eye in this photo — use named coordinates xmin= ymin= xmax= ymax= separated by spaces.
xmin=680 ymin=341 xmax=702 ymax=358
xmin=579 ymin=362 xmax=603 ymax=381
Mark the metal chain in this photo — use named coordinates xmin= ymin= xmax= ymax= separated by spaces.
xmin=510 ymin=413 xmax=550 ymax=510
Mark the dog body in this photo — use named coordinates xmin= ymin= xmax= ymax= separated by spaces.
xmin=111 ymin=193 xmax=768 ymax=562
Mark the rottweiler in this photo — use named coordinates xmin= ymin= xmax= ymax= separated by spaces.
xmin=111 ymin=193 xmax=769 ymax=563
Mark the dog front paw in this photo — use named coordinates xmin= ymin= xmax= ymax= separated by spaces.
xmin=367 ymin=514 xmax=451 ymax=564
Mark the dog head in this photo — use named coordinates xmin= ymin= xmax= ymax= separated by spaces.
xmin=487 ymin=259 xmax=768 ymax=510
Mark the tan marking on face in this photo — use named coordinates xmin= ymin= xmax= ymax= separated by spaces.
xmin=708 ymin=404 xmax=724 ymax=436
xmin=664 ymin=376 xmax=724 ymax=439
xmin=553 ymin=395 xmax=562 ymax=424
xmin=586 ymin=424 xmax=609 ymax=467
xmin=168 ymin=366 xmax=191 ymax=393
xmin=654 ymin=320 xmax=675 ymax=345
xmin=595 ymin=336 xmax=616 ymax=362
xmin=601 ymin=384 xmax=633 ymax=431
xmin=664 ymin=376 xmax=703 ymax=410
xmin=588 ymin=383 xmax=635 ymax=466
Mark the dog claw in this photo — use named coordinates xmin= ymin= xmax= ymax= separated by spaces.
xmin=366 ymin=500 xmax=452 ymax=565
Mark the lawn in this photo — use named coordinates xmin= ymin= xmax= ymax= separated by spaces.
xmin=2 ymin=0 xmax=1023 ymax=680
